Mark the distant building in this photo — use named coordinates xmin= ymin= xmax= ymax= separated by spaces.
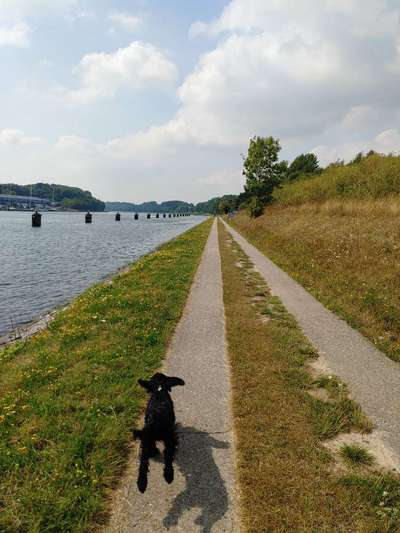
xmin=0 ymin=194 xmax=52 ymax=209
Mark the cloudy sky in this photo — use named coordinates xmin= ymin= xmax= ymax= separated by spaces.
xmin=0 ymin=0 xmax=399 ymax=202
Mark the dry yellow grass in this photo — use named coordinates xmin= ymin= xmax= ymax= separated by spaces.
xmin=230 ymin=199 xmax=400 ymax=361
xmin=218 ymin=221 xmax=400 ymax=532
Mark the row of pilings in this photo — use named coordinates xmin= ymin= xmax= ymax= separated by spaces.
xmin=31 ymin=211 xmax=192 ymax=227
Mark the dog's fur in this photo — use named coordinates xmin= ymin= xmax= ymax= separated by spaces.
xmin=134 ymin=372 xmax=184 ymax=493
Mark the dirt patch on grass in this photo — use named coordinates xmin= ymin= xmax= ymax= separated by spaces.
xmin=324 ymin=432 xmax=400 ymax=475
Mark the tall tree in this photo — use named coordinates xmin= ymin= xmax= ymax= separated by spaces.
xmin=242 ymin=136 xmax=287 ymax=216
xmin=286 ymin=153 xmax=320 ymax=181
xmin=217 ymin=195 xmax=237 ymax=214
xmin=218 ymin=198 xmax=232 ymax=215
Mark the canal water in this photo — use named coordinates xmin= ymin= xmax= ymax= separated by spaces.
xmin=0 ymin=211 xmax=206 ymax=337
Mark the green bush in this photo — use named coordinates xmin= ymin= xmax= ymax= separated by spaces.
xmin=274 ymin=154 xmax=400 ymax=205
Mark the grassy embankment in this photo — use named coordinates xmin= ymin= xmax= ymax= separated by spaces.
xmin=219 ymin=221 xmax=400 ymax=532
xmin=231 ymin=153 xmax=400 ymax=361
xmin=0 ymin=218 xmax=212 ymax=532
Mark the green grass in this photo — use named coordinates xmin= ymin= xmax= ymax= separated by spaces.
xmin=340 ymin=445 xmax=375 ymax=466
xmin=341 ymin=475 xmax=400 ymax=526
xmin=0 ymin=218 xmax=212 ymax=532
xmin=310 ymin=375 xmax=372 ymax=439
xmin=311 ymin=398 xmax=371 ymax=440
xmin=275 ymin=153 xmax=400 ymax=205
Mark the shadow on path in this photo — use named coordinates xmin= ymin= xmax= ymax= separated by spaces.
xmin=162 ymin=425 xmax=230 ymax=532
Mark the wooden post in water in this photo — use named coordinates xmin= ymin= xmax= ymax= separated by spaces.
xmin=85 ymin=212 xmax=92 ymax=223
xmin=134 ymin=213 xmax=139 ymax=220
xmin=147 ymin=213 xmax=151 ymax=219
xmin=156 ymin=213 xmax=159 ymax=219
xmin=32 ymin=210 xmax=42 ymax=227
xmin=115 ymin=212 xmax=121 ymax=221
xmin=168 ymin=213 xmax=171 ymax=218
xmin=163 ymin=213 xmax=166 ymax=218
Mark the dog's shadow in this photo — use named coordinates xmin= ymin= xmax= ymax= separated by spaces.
xmin=159 ymin=425 xmax=230 ymax=532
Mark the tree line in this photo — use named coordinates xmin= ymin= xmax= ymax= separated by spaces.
xmin=214 ymin=136 xmax=383 ymax=217
xmin=105 ymin=200 xmax=195 ymax=213
xmin=0 ymin=183 xmax=105 ymax=211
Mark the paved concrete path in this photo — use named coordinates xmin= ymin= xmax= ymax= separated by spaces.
xmin=107 ymin=220 xmax=239 ymax=533
xmin=222 ymin=219 xmax=400 ymax=467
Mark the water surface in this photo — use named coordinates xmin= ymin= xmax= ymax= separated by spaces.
xmin=0 ymin=211 xmax=206 ymax=336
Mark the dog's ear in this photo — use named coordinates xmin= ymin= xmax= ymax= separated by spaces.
xmin=138 ymin=379 xmax=155 ymax=392
xmin=166 ymin=376 xmax=185 ymax=390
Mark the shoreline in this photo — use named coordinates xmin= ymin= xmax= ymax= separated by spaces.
xmin=0 ymin=311 xmax=56 ymax=348
xmin=0 ymin=263 xmax=133 ymax=350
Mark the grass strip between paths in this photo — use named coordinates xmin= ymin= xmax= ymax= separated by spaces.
xmin=218 ymin=220 xmax=400 ymax=532
xmin=0 ymin=218 xmax=212 ymax=532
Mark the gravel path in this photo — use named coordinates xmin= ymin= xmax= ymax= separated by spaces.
xmin=223 ymin=219 xmax=400 ymax=468
xmin=106 ymin=220 xmax=239 ymax=533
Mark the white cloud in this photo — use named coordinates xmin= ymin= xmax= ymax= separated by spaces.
xmin=171 ymin=32 xmax=348 ymax=146
xmin=0 ymin=129 xmax=43 ymax=145
xmin=181 ymin=0 xmax=400 ymax=156
xmin=190 ymin=0 xmax=398 ymax=39
xmin=60 ymin=41 xmax=178 ymax=104
xmin=0 ymin=21 xmax=31 ymax=47
xmin=108 ymin=13 xmax=142 ymax=32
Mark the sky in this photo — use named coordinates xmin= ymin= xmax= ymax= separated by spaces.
xmin=0 ymin=0 xmax=399 ymax=203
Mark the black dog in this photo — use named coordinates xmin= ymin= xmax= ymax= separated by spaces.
xmin=134 ymin=372 xmax=185 ymax=493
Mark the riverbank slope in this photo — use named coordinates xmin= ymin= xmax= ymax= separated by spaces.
xmin=230 ymin=197 xmax=400 ymax=362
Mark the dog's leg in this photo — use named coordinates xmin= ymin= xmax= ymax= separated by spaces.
xmin=163 ymin=429 xmax=177 ymax=484
xmin=137 ymin=439 xmax=151 ymax=493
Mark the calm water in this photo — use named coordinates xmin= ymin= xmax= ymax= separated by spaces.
xmin=0 ymin=211 xmax=206 ymax=336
